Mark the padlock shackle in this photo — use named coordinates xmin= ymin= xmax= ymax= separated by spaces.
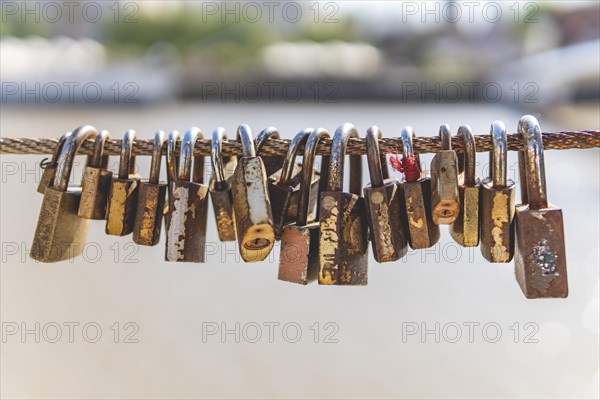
xmin=518 ymin=115 xmax=548 ymax=210
xmin=365 ymin=126 xmax=390 ymax=188
xmin=46 ymin=131 xmax=71 ymax=168
xmin=211 ymin=127 xmax=229 ymax=186
xmin=54 ymin=125 xmax=98 ymax=191
xmin=117 ymin=130 xmax=136 ymax=179
xmin=236 ymin=124 xmax=256 ymax=158
xmin=149 ymin=130 xmax=166 ymax=184
xmin=328 ymin=123 xmax=362 ymax=194
xmin=457 ymin=125 xmax=477 ymax=186
xmin=89 ymin=130 xmax=110 ymax=169
xmin=279 ymin=128 xmax=313 ymax=186
xmin=178 ymin=127 xmax=205 ymax=183
xmin=166 ymin=130 xmax=180 ymax=185
xmin=298 ymin=128 xmax=331 ymax=227
xmin=490 ymin=120 xmax=508 ymax=187
xmin=439 ymin=124 xmax=452 ymax=150
xmin=255 ymin=126 xmax=279 ymax=156
xmin=400 ymin=126 xmax=423 ymax=177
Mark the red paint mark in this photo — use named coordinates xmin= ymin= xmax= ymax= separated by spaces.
xmin=388 ymin=150 xmax=420 ymax=182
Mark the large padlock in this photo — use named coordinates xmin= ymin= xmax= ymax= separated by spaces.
xmin=363 ymin=126 xmax=408 ymax=262
xmin=78 ymin=130 xmax=112 ymax=219
xmin=31 ymin=125 xmax=97 ymax=262
xmin=319 ymin=123 xmax=369 ymax=285
xmin=105 ymin=130 xmax=141 ymax=236
xmin=450 ymin=125 xmax=481 ymax=247
xmin=209 ymin=127 xmax=237 ymax=242
xmin=400 ymin=127 xmax=440 ymax=249
xmin=430 ymin=124 xmax=460 ymax=224
xmin=165 ymin=127 xmax=209 ymax=262
xmin=231 ymin=124 xmax=275 ymax=262
xmin=133 ymin=131 xmax=168 ymax=246
xmin=279 ymin=127 xmax=331 ymax=284
xmin=255 ymin=126 xmax=285 ymax=178
xmin=480 ymin=121 xmax=516 ymax=263
xmin=515 ymin=115 xmax=568 ymax=298
xmin=37 ymin=131 xmax=70 ymax=194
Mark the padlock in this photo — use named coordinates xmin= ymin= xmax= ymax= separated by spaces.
xmin=363 ymin=126 xmax=408 ymax=262
xmin=450 ymin=125 xmax=481 ymax=247
xmin=430 ymin=124 xmax=460 ymax=224
xmin=162 ymin=130 xmax=180 ymax=231
xmin=133 ymin=131 xmax=167 ymax=246
xmin=37 ymin=131 xmax=70 ymax=194
xmin=480 ymin=121 xmax=516 ymax=263
xmin=255 ymin=126 xmax=285 ymax=177
xmin=165 ymin=127 xmax=210 ymax=262
xmin=231 ymin=124 xmax=275 ymax=262
xmin=268 ymin=128 xmax=320 ymax=239
xmin=514 ymin=115 xmax=568 ymax=298
xmin=209 ymin=127 xmax=237 ymax=242
xmin=105 ymin=130 xmax=140 ymax=236
xmin=400 ymin=127 xmax=440 ymax=249
xmin=31 ymin=125 xmax=97 ymax=262
xmin=319 ymin=123 xmax=369 ymax=285
xmin=78 ymin=130 xmax=112 ymax=219
xmin=279 ymin=127 xmax=331 ymax=284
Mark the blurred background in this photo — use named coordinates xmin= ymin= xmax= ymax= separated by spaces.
xmin=1 ymin=1 xmax=599 ymax=399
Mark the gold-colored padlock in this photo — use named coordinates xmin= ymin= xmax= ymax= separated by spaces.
xmin=430 ymin=124 xmax=460 ymax=225
xmin=37 ymin=131 xmax=70 ymax=194
xmin=78 ymin=130 xmax=113 ymax=219
xmin=133 ymin=131 xmax=168 ymax=246
xmin=105 ymin=130 xmax=140 ymax=236
xmin=31 ymin=125 xmax=97 ymax=262
xmin=363 ymin=126 xmax=408 ymax=262
xmin=165 ymin=127 xmax=210 ymax=262
xmin=209 ymin=127 xmax=237 ymax=242
xmin=231 ymin=124 xmax=275 ymax=262
xmin=480 ymin=121 xmax=516 ymax=263
xmin=450 ymin=125 xmax=481 ymax=247
xmin=401 ymin=127 xmax=440 ymax=249
xmin=255 ymin=126 xmax=285 ymax=177
xmin=319 ymin=123 xmax=369 ymax=286
xmin=279 ymin=127 xmax=331 ymax=285
xmin=515 ymin=115 xmax=568 ymax=298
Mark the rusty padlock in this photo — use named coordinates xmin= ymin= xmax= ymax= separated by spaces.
xmin=255 ymin=126 xmax=285 ymax=177
xmin=37 ymin=131 xmax=70 ymax=194
xmin=279 ymin=127 xmax=331 ymax=284
xmin=480 ymin=121 xmax=516 ymax=263
xmin=231 ymin=124 xmax=275 ymax=262
xmin=165 ymin=127 xmax=209 ymax=262
xmin=31 ymin=125 xmax=97 ymax=262
xmin=78 ymin=130 xmax=112 ymax=219
xmin=514 ymin=115 xmax=568 ymax=298
xmin=363 ymin=126 xmax=408 ymax=262
xmin=133 ymin=131 xmax=167 ymax=246
xmin=105 ymin=130 xmax=141 ymax=236
xmin=450 ymin=125 xmax=481 ymax=247
xmin=209 ymin=127 xmax=237 ymax=242
xmin=430 ymin=124 xmax=460 ymax=224
xmin=401 ymin=127 xmax=440 ymax=249
xmin=319 ymin=123 xmax=369 ymax=286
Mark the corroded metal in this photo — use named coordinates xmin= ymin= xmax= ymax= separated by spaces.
xmin=209 ymin=127 xmax=237 ymax=242
xmin=37 ymin=131 xmax=70 ymax=194
xmin=78 ymin=130 xmax=112 ymax=219
xmin=430 ymin=124 xmax=460 ymax=224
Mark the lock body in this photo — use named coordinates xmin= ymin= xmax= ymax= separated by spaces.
xmin=79 ymin=167 xmax=113 ymax=219
xmin=449 ymin=180 xmax=481 ymax=247
xmin=105 ymin=176 xmax=140 ymax=236
xmin=38 ymin=166 xmax=58 ymax=194
xmin=209 ymin=177 xmax=237 ymax=242
xmin=480 ymin=179 xmax=515 ymax=262
xmin=403 ymin=177 xmax=440 ymax=249
xmin=279 ymin=222 xmax=319 ymax=284
xmin=133 ymin=181 xmax=167 ymax=246
xmin=430 ymin=150 xmax=460 ymax=224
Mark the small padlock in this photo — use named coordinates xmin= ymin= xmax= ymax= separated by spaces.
xmin=78 ymin=130 xmax=112 ymax=219
xmin=430 ymin=124 xmax=460 ymax=225
xmin=319 ymin=123 xmax=369 ymax=286
xmin=279 ymin=127 xmax=331 ymax=284
xmin=400 ymin=127 xmax=440 ymax=249
xmin=480 ymin=121 xmax=516 ymax=263
xmin=450 ymin=125 xmax=481 ymax=247
xmin=37 ymin=131 xmax=70 ymax=194
xmin=105 ymin=130 xmax=140 ymax=236
xmin=231 ymin=124 xmax=275 ymax=262
xmin=31 ymin=125 xmax=97 ymax=262
xmin=514 ymin=115 xmax=568 ymax=298
xmin=209 ymin=127 xmax=237 ymax=242
xmin=363 ymin=126 xmax=408 ymax=262
xmin=133 ymin=131 xmax=168 ymax=246
xmin=165 ymin=127 xmax=210 ymax=262
xmin=255 ymin=126 xmax=285 ymax=177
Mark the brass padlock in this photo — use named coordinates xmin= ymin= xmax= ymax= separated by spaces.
xmin=105 ymin=130 xmax=140 ymax=236
xmin=37 ymin=131 xmax=70 ymax=194
xmin=480 ymin=121 xmax=516 ymax=263
xmin=269 ymin=128 xmax=320 ymax=239
xmin=165 ymin=127 xmax=210 ymax=262
xmin=231 ymin=124 xmax=275 ymax=262
xmin=78 ymin=130 xmax=112 ymax=219
xmin=430 ymin=124 xmax=460 ymax=225
xmin=319 ymin=123 xmax=369 ymax=285
xmin=31 ymin=125 xmax=97 ymax=262
xmin=133 ymin=131 xmax=167 ymax=246
xmin=515 ymin=115 xmax=568 ymax=298
xmin=209 ymin=127 xmax=237 ymax=242
xmin=363 ymin=126 xmax=408 ymax=262
xmin=279 ymin=127 xmax=331 ymax=284
xmin=401 ymin=127 xmax=440 ymax=249
xmin=255 ymin=126 xmax=285 ymax=177
xmin=450 ymin=125 xmax=481 ymax=247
